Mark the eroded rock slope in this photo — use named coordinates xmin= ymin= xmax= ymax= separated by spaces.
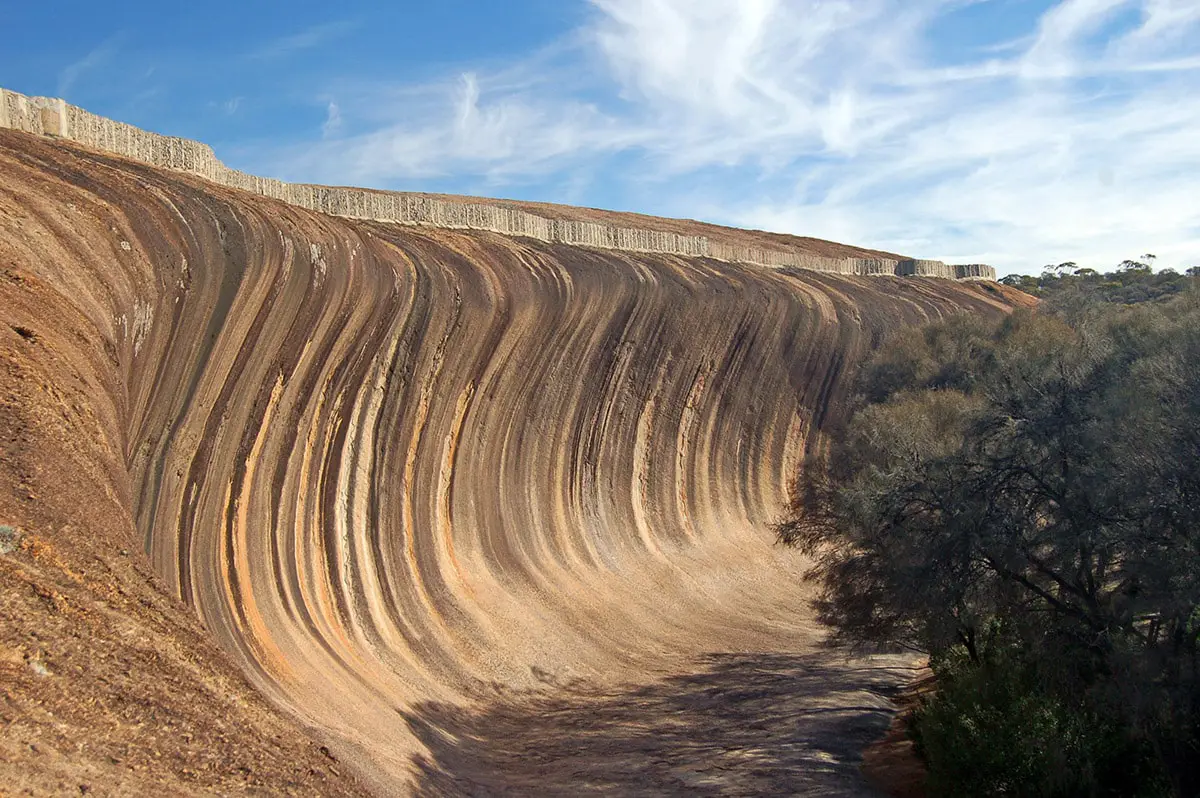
xmin=0 ymin=128 xmax=1019 ymax=795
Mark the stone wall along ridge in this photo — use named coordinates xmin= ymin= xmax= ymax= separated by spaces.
xmin=0 ymin=88 xmax=995 ymax=281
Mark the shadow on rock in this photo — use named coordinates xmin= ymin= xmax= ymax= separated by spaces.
xmin=401 ymin=652 xmax=917 ymax=796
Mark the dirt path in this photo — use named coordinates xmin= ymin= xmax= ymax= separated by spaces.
xmin=404 ymin=652 xmax=918 ymax=796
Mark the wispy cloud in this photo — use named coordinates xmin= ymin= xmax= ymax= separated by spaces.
xmin=256 ymin=0 xmax=1200 ymax=273
xmin=58 ymin=34 xmax=126 ymax=97
xmin=276 ymin=66 xmax=641 ymax=184
xmin=321 ymin=101 xmax=342 ymax=138
xmin=249 ymin=19 xmax=359 ymax=61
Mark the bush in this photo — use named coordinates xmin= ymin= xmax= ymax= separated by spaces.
xmin=780 ymin=290 xmax=1200 ymax=794
xmin=913 ymin=644 xmax=1170 ymax=797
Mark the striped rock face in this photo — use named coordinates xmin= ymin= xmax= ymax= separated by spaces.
xmin=0 ymin=129 xmax=1020 ymax=794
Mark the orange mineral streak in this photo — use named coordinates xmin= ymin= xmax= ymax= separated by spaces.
xmin=0 ymin=126 xmax=1023 ymax=794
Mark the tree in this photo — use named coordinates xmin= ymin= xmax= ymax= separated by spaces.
xmin=998 ymin=260 xmax=1195 ymax=305
xmin=779 ymin=297 xmax=1200 ymax=795
xmin=1120 ymin=253 xmax=1157 ymax=272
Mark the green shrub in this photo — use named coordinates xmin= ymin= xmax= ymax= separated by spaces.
xmin=913 ymin=646 xmax=1170 ymax=797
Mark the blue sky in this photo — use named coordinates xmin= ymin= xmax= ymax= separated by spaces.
xmin=2 ymin=1 xmax=1198 ymax=274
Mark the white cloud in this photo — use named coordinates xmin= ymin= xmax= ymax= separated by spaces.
xmin=1127 ymin=0 xmax=1200 ymax=42
xmin=249 ymin=20 xmax=359 ymax=61
xmin=258 ymin=0 xmax=1200 ymax=274
xmin=321 ymin=101 xmax=342 ymax=138
xmin=278 ymin=70 xmax=641 ymax=184
xmin=1021 ymin=0 xmax=1133 ymax=77
xmin=58 ymin=34 xmax=126 ymax=98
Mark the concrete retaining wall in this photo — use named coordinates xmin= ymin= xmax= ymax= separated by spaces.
xmin=0 ymin=88 xmax=996 ymax=281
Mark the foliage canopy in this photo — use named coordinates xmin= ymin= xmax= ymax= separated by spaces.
xmin=780 ymin=276 xmax=1200 ymax=794
xmin=999 ymin=254 xmax=1198 ymax=305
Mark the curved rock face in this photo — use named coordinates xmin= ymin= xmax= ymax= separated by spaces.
xmin=0 ymin=129 xmax=1018 ymax=793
